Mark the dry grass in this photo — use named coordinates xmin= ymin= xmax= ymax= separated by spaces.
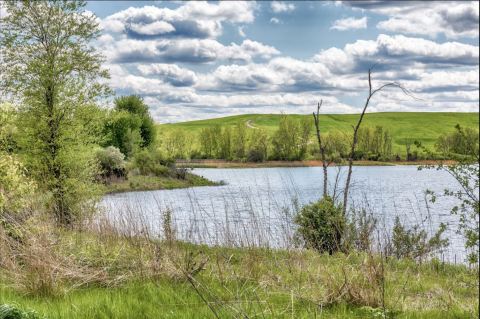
xmin=0 ymin=206 xmax=477 ymax=318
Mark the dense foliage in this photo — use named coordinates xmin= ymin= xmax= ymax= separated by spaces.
xmin=157 ymin=116 xmax=402 ymax=162
xmin=294 ymin=197 xmax=345 ymax=254
xmin=104 ymin=95 xmax=156 ymax=158
xmin=0 ymin=0 xmax=109 ymax=225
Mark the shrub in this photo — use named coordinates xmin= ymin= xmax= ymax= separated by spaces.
xmin=246 ymin=148 xmax=265 ymax=162
xmin=294 ymin=196 xmax=345 ymax=254
xmin=95 ymin=146 xmax=127 ymax=182
xmin=132 ymin=149 xmax=172 ymax=177
xmin=391 ymin=216 xmax=449 ymax=261
xmin=345 ymin=208 xmax=377 ymax=252
xmin=0 ymin=155 xmax=36 ymax=216
xmin=0 ymin=304 xmax=43 ymax=319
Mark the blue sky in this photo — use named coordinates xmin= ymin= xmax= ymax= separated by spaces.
xmin=85 ymin=1 xmax=479 ymax=123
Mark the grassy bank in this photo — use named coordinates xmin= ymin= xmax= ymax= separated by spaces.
xmin=159 ymin=112 xmax=479 ymax=155
xmin=102 ymin=173 xmax=219 ymax=194
xmin=0 ymin=239 xmax=477 ymax=319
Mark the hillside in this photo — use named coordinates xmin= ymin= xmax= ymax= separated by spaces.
xmin=158 ymin=112 xmax=479 ymax=155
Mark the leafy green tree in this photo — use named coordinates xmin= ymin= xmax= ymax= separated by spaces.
xmin=426 ymin=125 xmax=479 ymax=264
xmin=232 ymin=122 xmax=247 ymax=160
xmin=298 ymin=117 xmax=312 ymax=159
xmin=0 ymin=154 xmax=36 ymax=217
xmin=104 ymin=110 xmax=142 ymax=158
xmin=218 ymin=127 xmax=233 ymax=160
xmin=272 ymin=116 xmax=298 ymax=160
xmin=199 ymin=126 xmax=221 ymax=158
xmin=0 ymin=103 xmax=18 ymax=153
xmin=0 ymin=0 xmax=109 ymax=225
xmin=435 ymin=124 xmax=479 ymax=158
xmin=272 ymin=116 xmax=311 ymax=160
xmin=247 ymin=129 xmax=268 ymax=162
xmin=114 ymin=95 xmax=155 ymax=148
xmin=162 ymin=129 xmax=188 ymax=159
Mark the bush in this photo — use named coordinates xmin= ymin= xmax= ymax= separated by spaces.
xmin=132 ymin=149 xmax=172 ymax=177
xmin=391 ymin=216 xmax=449 ymax=261
xmin=344 ymin=208 xmax=377 ymax=252
xmin=294 ymin=196 xmax=345 ymax=254
xmin=95 ymin=146 xmax=127 ymax=182
xmin=0 ymin=304 xmax=43 ymax=319
xmin=246 ymin=148 xmax=265 ymax=162
xmin=0 ymin=155 xmax=36 ymax=216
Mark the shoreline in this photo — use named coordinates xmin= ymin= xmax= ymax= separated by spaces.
xmin=102 ymin=172 xmax=220 ymax=194
xmin=176 ymin=159 xmax=456 ymax=169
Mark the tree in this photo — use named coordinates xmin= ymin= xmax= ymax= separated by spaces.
xmin=342 ymin=68 xmax=411 ymax=215
xmin=272 ymin=115 xmax=301 ymax=160
xmin=232 ymin=122 xmax=247 ymax=160
xmin=247 ymin=128 xmax=268 ymax=162
xmin=313 ymin=100 xmax=329 ymax=197
xmin=0 ymin=0 xmax=109 ymax=225
xmin=105 ymin=110 xmax=143 ymax=158
xmin=0 ymin=103 xmax=18 ymax=154
xmin=114 ymin=95 xmax=155 ymax=148
xmin=218 ymin=127 xmax=233 ymax=160
xmin=425 ymin=125 xmax=479 ymax=264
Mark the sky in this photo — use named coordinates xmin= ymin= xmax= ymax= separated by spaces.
xmin=83 ymin=1 xmax=479 ymax=123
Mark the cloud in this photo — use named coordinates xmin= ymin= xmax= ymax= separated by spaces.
xmin=101 ymin=38 xmax=280 ymax=64
xmin=238 ymin=26 xmax=246 ymax=37
xmin=344 ymin=1 xmax=479 ymax=38
xmin=101 ymin=2 xmax=255 ymax=39
xmin=271 ymin=2 xmax=296 ymax=13
xmin=313 ymin=34 xmax=479 ymax=74
xmin=270 ymin=17 xmax=281 ymax=24
xmin=129 ymin=20 xmax=175 ymax=35
xmin=137 ymin=63 xmax=197 ymax=87
xmin=330 ymin=17 xmax=367 ymax=31
xmin=96 ymin=2 xmax=478 ymax=122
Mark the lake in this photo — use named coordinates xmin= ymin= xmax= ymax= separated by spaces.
xmin=101 ymin=166 xmax=466 ymax=262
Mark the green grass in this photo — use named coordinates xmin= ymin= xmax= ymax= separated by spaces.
xmin=0 ymin=241 xmax=477 ymax=319
xmin=102 ymin=173 xmax=219 ymax=194
xmin=158 ymin=112 xmax=479 ymax=155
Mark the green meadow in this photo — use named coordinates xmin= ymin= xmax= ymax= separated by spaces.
xmin=158 ymin=112 xmax=479 ymax=155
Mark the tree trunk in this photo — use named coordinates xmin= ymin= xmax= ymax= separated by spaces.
xmin=313 ymin=100 xmax=329 ymax=198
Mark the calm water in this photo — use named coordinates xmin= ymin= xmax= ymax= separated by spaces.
xmin=101 ymin=166 xmax=466 ymax=261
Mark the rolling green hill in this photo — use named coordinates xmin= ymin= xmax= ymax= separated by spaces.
xmin=158 ymin=112 xmax=479 ymax=155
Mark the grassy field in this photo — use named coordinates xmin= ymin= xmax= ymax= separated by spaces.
xmin=0 ymin=242 xmax=477 ymax=319
xmin=158 ymin=112 xmax=479 ymax=155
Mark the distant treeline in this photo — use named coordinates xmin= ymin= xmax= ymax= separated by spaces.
xmin=156 ymin=115 xmax=478 ymax=162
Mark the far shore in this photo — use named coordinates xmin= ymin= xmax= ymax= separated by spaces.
xmin=176 ymin=159 xmax=457 ymax=169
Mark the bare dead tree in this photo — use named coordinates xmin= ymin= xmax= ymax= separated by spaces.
xmin=342 ymin=68 xmax=415 ymax=215
xmin=313 ymin=99 xmax=330 ymax=197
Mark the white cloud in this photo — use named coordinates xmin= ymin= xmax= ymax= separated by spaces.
xmin=101 ymin=2 xmax=255 ymax=39
xmin=137 ymin=63 xmax=197 ymax=86
xmin=271 ymin=2 xmax=296 ymax=13
xmin=270 ymin=17 xmax=281 ymax=24
xmin=129 ymin=20 xmax=175 ymax=35
xmin=101 ymin=38 xmax=280 ymax=64
xmin=313 ymin=34 xmax=479 ymax=73
xmin=238 ymin=26 xmax=246 ymax=38
xmin=344 ymin=1 xmax=479 ymax=38
xmin=330 ymin=17 xmax=367 ymax=31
